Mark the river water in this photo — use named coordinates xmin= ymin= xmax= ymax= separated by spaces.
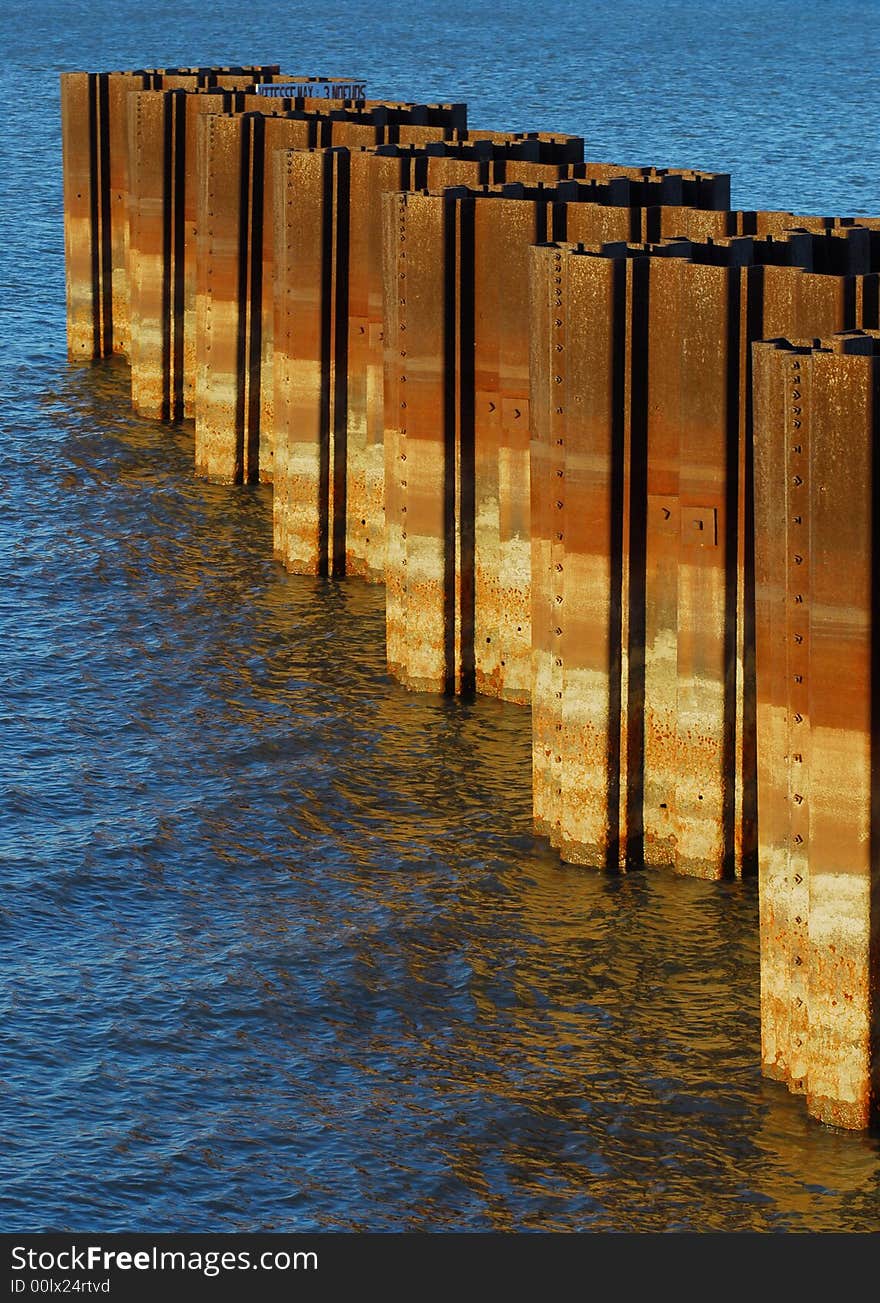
xmin=1 ymin=0 xmax=879 ymax=1233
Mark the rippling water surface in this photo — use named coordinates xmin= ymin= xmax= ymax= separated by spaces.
xmin=1 ymin=0 xmax=879 ymax=1233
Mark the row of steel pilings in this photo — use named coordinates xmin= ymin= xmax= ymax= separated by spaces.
xmin=60 ymin=68 xmax=880 ymax=1128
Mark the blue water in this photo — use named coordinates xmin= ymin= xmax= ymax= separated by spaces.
xmin=1 ymin=1 xmax=879 ymax=1233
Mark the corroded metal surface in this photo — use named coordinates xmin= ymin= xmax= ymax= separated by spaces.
xmin=382 ymin=190 xmax=452 ymax=691
xmin=274 ymin=147 xmax=344 ymax=574
xmin=488 ymin=195 xmax=539 ymax=704
xmin=640 ymin=250 xmax=737 ymax=880
xmin=61 ymin=72 xmax=149 ymax=360
xmin=61 ymin=67 xmax=281 ymax=363
xmin=129 ymin=89 xmax=230 ymax=421
xmin=128 ymin=84 xmax=290 ymax=423
xmin=128 ymin=88 xmax=174 ymax=416
xmin=194 ymin=102 xmax=471 ymax=487
xmin=61 ymin=71 xmax=105 ymax=360
xmin=273 ymin=141 xmax=592 ymax=583
xmin=347 ymin=151 xmax=420 ymax=582
xmin=382 ymin=179 xmax=757 ymax=707
xmin=383 ymin=184 xmax=547 ymax=700
xmin=106 ymin=72 xmax=151 ymax=355
xmin=530 ymin=246 xmax=626 ymax=860
xmin=60 ymin=62 xmax=880 ymax=1132
xmin=753 ymin=331 xmax=880 ymax=1130
xmin=650 ymin=232 xmax=876 ymax=877
xmin=526 ymin=230 xmax=880 ymax=880
xmin=194 ymin=112 xmax=250 ymax=481
xmin=67 ymin=73 xmax=464 ymax=449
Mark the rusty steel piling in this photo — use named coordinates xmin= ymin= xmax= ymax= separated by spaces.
xmin=753 ymin=330 xmax=880 ymax=1129
xmin=59 ymin=63 xmax=880 ymax=1131
xmin=527 ymin=231 xmax=879 ymax=878
xmin=273 ymin=137 xmax=587 ymax=583
xmin=193 ymin=100 xmax=468 ymax=485
xmin=60 ymin=67 xmax=282 ymax=361
xmin=380 ymin=174 xmax=732 ymax=705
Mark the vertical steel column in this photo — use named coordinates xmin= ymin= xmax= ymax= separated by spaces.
xmin=638 ymin=251 xmax=681 ymax=870
xmin=128 ymin=89 xmax=171 ymax=417
xmin=128 ymin=83 xmax=291 ymax=424
xmin=195 ymin=112 xmax=252 ymax=480
xmin=129 ymin=90 xmax=230 ymax=421
xmin=61 ymin=72 xmax=103 ymax=360
xmin=753 ymin=331 xmax=880 ymax=1129
xmin=380 ymin=184 xmax=552 ymax=699
xmin=257 ymin=115 xmax=320 ymax=473
xmin=61 ymin=71 xmax=150 ymax=360
xmin=182 ymin=93 xmax=248 ymax=417
xmin=529 ymin=244 xmax=631 ymax=862
xmin=61 ymin=67 xmax=279 ymax=363
xmin=528 ymin=245 xmax=560 ymax=838
xmin=472 ymin=194 xmax=504 ymax=701
xmin=197 ymin=103 xmax=468 ymax=489
xmin=685 ymin=253 xmax=747 ymax=875
xmin=382 ymin=189 xmax=459 ymax=692
xmin=194 ymin=98 xmax=300 ymax=479
xmin=382 ymin=190 xmax=407 ymax=678
xmin=345 ymin=151 xmax=412 ymax=580
xmin=106 ymin=71 xmax=153 ymax=356
xmin=273 ymin=147 xmax=343 ymax=573
xmin=753 ymin=337 xmax=804 ymax=1094
xmin=529 ymin=242 xmax=649 ymax=866
xmin=559 ymin=249 xmax=632 ymax=866
xmin=489 ymin=194 xmax=543 ymax=703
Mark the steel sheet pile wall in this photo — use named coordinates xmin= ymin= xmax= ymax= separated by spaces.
xmin=528 ymin=230 xmax=880 ymax=880
xmin=273 ymin=136 xmax=585 ymax=582
xmin=129 ymin=85 xmax=246 ymax=423
xmin=61 ymin=64 xmax=880 ymax=1128
xmin=380 ymin=176 xmax=731 ymax=701
xmin=127 ymin=85 xmax=401 ymax=425
xmin=61 ymin=67 xmax=291 ymax=360
xmin=753 ymin=331 xmax=880 ymax=1129
xmin=194 ymin=101 xmax=468 ymax=485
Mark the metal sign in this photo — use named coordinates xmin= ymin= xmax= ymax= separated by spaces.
xmin=255 ymin=81 xmax=366 ymax=100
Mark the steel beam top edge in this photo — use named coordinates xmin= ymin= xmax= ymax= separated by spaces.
xmin=524 ymin=230 xmax=880 ymax=275
xmin=760 ymin=328 xmax=880 ymax=353
xmin=73 ymin=64 xmax=280 ymax=75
